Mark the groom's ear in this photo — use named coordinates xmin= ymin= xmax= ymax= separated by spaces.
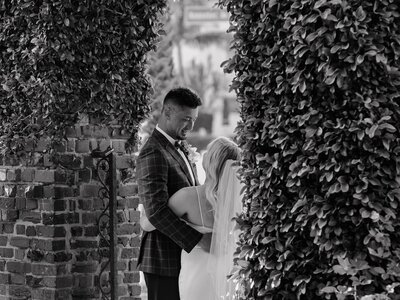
xmin=163 ymin=104 xmax=174 ymax=120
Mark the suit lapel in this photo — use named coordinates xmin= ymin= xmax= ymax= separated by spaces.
xmin=152 ymin=130 xmax=195 ymax=186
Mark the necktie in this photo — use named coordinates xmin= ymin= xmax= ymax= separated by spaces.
xmin=175 ymin=140 xmax=189 ymax=157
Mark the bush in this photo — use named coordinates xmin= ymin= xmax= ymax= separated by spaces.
xmin=0 ymin=0 xmax=167 ymax=156
xmin=218 ymin=0 xmax=400 ymax=299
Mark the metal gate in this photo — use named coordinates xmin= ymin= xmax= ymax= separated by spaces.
xmin=92 ymin=147 xmax=118 ymax=300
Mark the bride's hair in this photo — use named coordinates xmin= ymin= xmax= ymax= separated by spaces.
xmin=203 ymin=137 xmax=241 ymax=211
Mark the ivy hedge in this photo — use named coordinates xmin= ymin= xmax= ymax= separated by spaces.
xmin=0 ymin=0 xmax=167 ymax=156
xmin=218 ymin=0 xmax=400 ymax=299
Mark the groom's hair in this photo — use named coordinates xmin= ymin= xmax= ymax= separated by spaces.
xmin=163 ymin=87 xmax=202 ymax=109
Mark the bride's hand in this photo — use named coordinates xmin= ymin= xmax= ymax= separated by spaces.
xmin=140 ymin=214 xmax=156 ymax=232
xmin=198 ymin=232 xmax=212 ymax=252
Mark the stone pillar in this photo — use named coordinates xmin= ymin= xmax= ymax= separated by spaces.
xmin=0 ymin=122 xmax=141 ymax=299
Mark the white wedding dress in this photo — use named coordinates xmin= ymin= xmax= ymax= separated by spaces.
xmin=179 ymin=161 xmax=243 ymax=300
xmin=179 ymin=223 xmax=213 ymax=300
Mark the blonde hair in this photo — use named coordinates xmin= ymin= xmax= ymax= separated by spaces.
xmin=202 ymin=137 xmax=241 ymax=211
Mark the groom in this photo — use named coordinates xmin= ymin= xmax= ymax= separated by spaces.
xmin=136 ymin=87 xmax=211 ymax=300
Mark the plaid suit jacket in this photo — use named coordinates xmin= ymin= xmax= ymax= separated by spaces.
xmin=136 ymin=129 xmax=202 ymax=276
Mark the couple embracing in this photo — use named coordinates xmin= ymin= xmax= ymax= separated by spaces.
xmin=136 ymin=88 xmax=243 ymax=300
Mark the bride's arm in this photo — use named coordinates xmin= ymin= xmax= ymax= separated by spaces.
xmin=140 ymin=188 xmax=191 ymax=232
xmin=140 ymin=211 xmax=156 ymax=231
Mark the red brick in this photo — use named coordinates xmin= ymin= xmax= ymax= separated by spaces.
xmin=71 ymin=227 xmax=83 ymax=237
xmin=32 ymin=263 xmax=67 ymax=276
xmin=31 ymin=287 xmax=72 ymax=300
xmin=117 ymin=211 xmax=127 ymax=222
xmin=33 ymin=185 xmax=44 ymax=198
xmin=26 ymin=275 xmax=43 ymax=288
xmin=26 ymin=198 xmax=38 ymax=210
xmin=110 ymin=127 xmax=131 ymax=138
xmin=0 ymin=197 xmax=15 ymax=209
xmin=54 ymin=186 xmax=76 ymax=199
xmin=84 ymin=226 xmax=98 ymax=237
xmin=15 ymin=197 xmax=26 ymax=209
xmin=45 ymin=251 xmax=72 ymax=263
xmin=97 ymin=139 xmax=112 ymax=151
xmin=35 ymin=239 xmax=65 ymax=251
xmin=67 ymin=139 xmax=75 ymax=152
xmin=6 ymin=169 xmax=21 ymax=181
xmin=130 ymin=237 xmax=140 ymax=248
xmin=80 ymin=185 xmax=99 ymax=198
xmin=35 ymin=170 xmax=55 ymax=183
xmin=42 ymin=275 xmax=73 ymax=288
xmin=118 ymin=184 xmax=138 ymax=197
xmin=127 ymin=197 xmax=139 ymax=209
xmin=42 ymin=213 xmax=79 ymax=225
xmin=93 ymin=126 xmax=109 ymax=138
xmin=128 ymin=284 xmax=142 ymax=297
xmin=117 ymin=224 xmax=139 ymax=235
xmin=81 ymin=125 xmax=94 ymax=137
xmin=81 ymin=212 xmax=97 ymax=225
xmin=112 ymin=140 xmax=126 ymax=153
xmin=7 ymin=261 xmax=31 ymax=274
xmin=65 ymin=125 xmax=82 ymax=138
xmin=10 ymin=273 xmax=25 ymax=284
xmin=121 ymin=248 xmax=139 ymax=259
xmin=75 ymin=274 xmax=94 ymax=287
xmin=78 ymin=199 xmax=92 ymax=210
xmin=0 ymin=248 xmax=13 ymax=258
xmin=93 ymin=197 xmax=105 ymax=210
xmin=0 ymin=273 xmax=10 ymax=284
xmin=36 ymin=226 xmax=66 ymax=238
xmin=0 ymin=236 xmax=7 ymax=246
xmin=0 ymin=170 xmax=6 ymax=182
xmin=123 ymin=272 xmax=140 ymax=284
xmin=75 ymin=140 xmax=90 ymax=153
xmin=118 ymin=285 xmax=128 ymax=297
xmin=21 ymin=168 xmax=35 ymax=182
xmin=14 ymin=249 xmax=25 ymax=260
xmin=116 ymin=156 xmax=134 ymax=169
xmin=118 ymin=237 xmax=129 ymax=247
xmin=71 ymin=262 xmax=98 ymax=273
xmin=16 ymin=225 xmax=25 ymax=235
xmin=78 ymin=169 xmax=91 ymax=183
xmin=73 ymin=240 xmax=98 ymax=249
xmin=0 ymin=223 xmax=13 ymax=234
xmin=10 ymin=236 xmax=30 ymax=249
xmin=20 ymin=211 xmax=41 ymax=223
xmin=129 ymin=210 xmax=140 ymax=222
xmin=83 ymin=155 xmax=94 ymax=168
xmin=1 ymin=209 xmax=18 ymax=221
xmin=8 ymin=284 xmax=30 ymax=298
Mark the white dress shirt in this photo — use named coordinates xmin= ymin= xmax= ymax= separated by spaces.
xmin=156 ymin=125 xmax=195 ymax=185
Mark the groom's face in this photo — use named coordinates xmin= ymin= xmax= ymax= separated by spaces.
xmin=166 ymin=104 xmax=198 ymax=140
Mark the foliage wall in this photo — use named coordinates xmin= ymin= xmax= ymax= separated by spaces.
xmin=218 ymin=0 xmax=400 ymax=299
xmin=143 ymin=8 xmax=178 ymax=137
xmin=0 ymin=0 xmax=167 ymax=156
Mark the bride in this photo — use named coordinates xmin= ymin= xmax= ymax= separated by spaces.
xmin=140 ymin=136 xmax=243 ymax=300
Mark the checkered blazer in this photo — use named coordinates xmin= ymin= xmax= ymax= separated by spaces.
xmin=136 ymin=129 xmax=202 ymax=277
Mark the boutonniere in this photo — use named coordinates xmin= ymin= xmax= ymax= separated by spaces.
xmin=182 ymin=141 xmax=201 ymax=164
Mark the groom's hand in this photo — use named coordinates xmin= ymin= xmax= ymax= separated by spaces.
xmin=198 ymin=232 xmax=212 ymax=252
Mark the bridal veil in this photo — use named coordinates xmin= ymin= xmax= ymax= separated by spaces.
xmin=208 ymin=159 xmax=244 ymax=299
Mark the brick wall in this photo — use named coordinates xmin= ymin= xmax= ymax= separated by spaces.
xmin=0 ymin=122 xmax=141 ymax=299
